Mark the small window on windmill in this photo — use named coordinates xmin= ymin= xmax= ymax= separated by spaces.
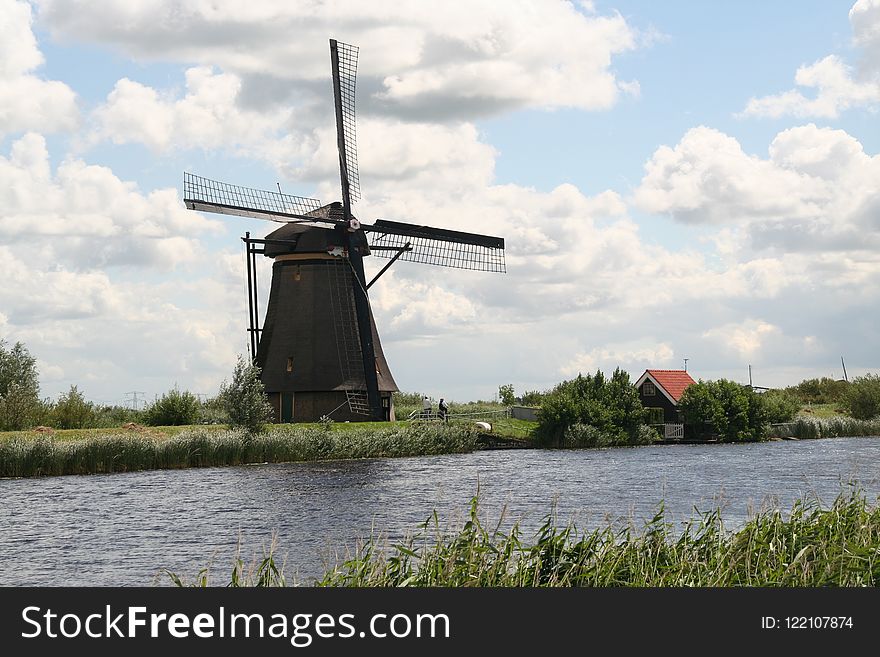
xmin=293 ymin=266 xmax=301 ymax=281
xmin=375 ymin=358 xmax=381 ymax=376
xmin=287 ymin=357 xmax=294 ymax=373
xmin=643 ymin=381 xmax=656 ymax=396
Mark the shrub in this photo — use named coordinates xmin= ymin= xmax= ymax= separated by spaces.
xmin=498 ymin=384 xmax=516 ymax=406
xmin=0 ymin=339 xmax=41 ymax=431
xmin=198 ymin=396 xmax=230 ymax=425
xmin=843 ymin=373 xmax=880 ymax=420
xmin=519 ymin=390 xmax=546 ymax=407
xmin=785 ymin=377 xmax=848 ymax=404
xmin=52 ymin=385 xmax=96 ymax=429
xmin=537 ymin=369 xmax=646 ymax=446
xmin=143 ymin=388 xmax=202 ymax=426
xmin=679 ymin=379 xmax=768 ymax=442
xmin=92 ymin=405 xmax=144 ymax=428
xmin=391 ymin=391 xmax=427 ymax=418
xmin=218 ymin=356 xmax=274 ymax=433
xmin=760 ymin=388 xmax=801 ymax=424
xmin=562 ymin=423 xmax=609 ymax=447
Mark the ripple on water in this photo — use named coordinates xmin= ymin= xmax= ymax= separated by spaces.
xmin=1 ymin=437 xmax=879 ymax=585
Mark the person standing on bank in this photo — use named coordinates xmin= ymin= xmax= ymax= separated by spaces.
xmin=438 ymin=398 xmax=449 ymax=422
xmin=422 ymin=395 xmax=432 ymax=419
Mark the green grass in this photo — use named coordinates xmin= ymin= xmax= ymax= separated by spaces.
xmin=0 ymin=424 xmax=231 ymax=443
xmin=0 ymin=424 xmax=479 ymax=478
xmin=797 ymin=403 xmax=849 ymax=419
xmin=484 ymin=417 xmax=536 ymax=440
xmin=168 ymin=489 xmax=880 ymax=587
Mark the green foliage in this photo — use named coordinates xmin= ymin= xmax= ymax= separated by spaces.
xmin=498 ymin=383 xmax=516 ymax=406
xmin=537 ymin=369 xmax=647 ymax=446
xmin=92 ymin=405 xmax=144 ymax=428
xmin=785 ymin=377 xmax=849 ymax=404
xmin=392 ymin=391 xmax=426 ymax=408
xmin=143 ymin=388 xmax=202 ymax=426
xmin=391 ymin=391 xmax=428 ymax=419
xmin=679 ymin=379 xmax=768 ymax=442
xmin=198 ymin=396 xmax=230 ymax=425
xmin=842 ymin=373 xmax=880 ymax=420
xmin=760 ymin=389 xmax=801 ymax=424
xmin=51 ymin=385 xmax=96 ymax=429
xmin=519 ymin=390 xmax=546 ymax=407
xmin=218 ymin=356 xmax=274 ymax=432
xmin=0 ymin=339 xmax=41 ymax=431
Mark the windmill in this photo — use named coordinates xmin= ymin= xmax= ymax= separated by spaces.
xmin=183 ymin=39 xmax=506 ymax=423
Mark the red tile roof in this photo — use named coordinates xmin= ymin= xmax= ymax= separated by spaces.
xmin=646 ymin=370 xmax=696 ymax=403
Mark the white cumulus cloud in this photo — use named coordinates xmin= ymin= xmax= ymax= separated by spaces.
xmin=741 ymin=1 xmax=880 ymax=118
xmin=634 ymin=124 xmax=880 ymax=255
xmin=38 ymin=0 xmax=639 ymax=124
xmin=0 ymin=0 xmax=78 ymax=137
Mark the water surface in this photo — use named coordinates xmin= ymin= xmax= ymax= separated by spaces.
xmin=2 ymin=437 xmax=878 ymax=585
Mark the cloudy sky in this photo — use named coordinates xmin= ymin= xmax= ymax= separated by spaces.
xmin=1 ymin=0 xmax=878 ymax=406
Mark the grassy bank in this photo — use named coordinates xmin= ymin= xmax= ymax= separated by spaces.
xmin=170 ymin=490 xmax=880 ymax=587
xmin=0 ymin=424 xmax=478 ymax=478
xmin=797 ymin=403 xmax=848 ymax=419
xmin=0 ymin=424 xmax=230 ymax=443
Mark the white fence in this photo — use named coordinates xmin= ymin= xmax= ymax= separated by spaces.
xmin=664 ymin=423 xmax=684 ymax=440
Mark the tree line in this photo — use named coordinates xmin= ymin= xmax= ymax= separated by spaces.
xmin=497 ymin=370 xmax=880 ymax=445
xmin=0 ymin=340 xmax=272 ymax=433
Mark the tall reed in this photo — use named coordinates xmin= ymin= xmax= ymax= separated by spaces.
xmin=0 ymin=424 xmax=478 ymax=479
xmin=767 ymin=417 xmax=880 ymax=439
xmin=315 ymin=490 xmax=880 ymax=587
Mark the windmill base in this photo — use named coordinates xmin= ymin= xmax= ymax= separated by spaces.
xmin=267 ymin=390 xmax=395 ymax=423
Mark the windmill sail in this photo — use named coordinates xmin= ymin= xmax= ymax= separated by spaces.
xmin=330 ymin=39 xmax=361 ymax=208
xmin=183 ymin=172 xmax=324 ymax=222
xmin=366 ymin=219 xmax=506 ymax=273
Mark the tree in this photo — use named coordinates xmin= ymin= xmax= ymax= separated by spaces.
xmin=679 ymin=379 xmax=768 ymax=442
xmin=52 ymin=384 xmax=96 ymax=429
xmin=0 ymin=339 xmax=41 ymax=431
xmin=537 ymin=368 xmax=646 ymax=445
xmin=519 ymin=389 xmax=546 ymax=407
xmin=143 ymin=387 xmax=202 ymax=426
xmin=760 ymin=388 xmax=801 ymax=424
xmin=498 ymin=384 xmax=516 ymax=406
xmin=219 ymin=356 xmax=274 ymax=433
xmin=785 ymin=377 xmax=848 ymax=404
xmin=843 ymin=374 xmax=880 ymax=420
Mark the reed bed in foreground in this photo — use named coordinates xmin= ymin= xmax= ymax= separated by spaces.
xmin=168 ymin=490 xmax=880 ymax=587
xmin=316 ymin=491 xmax=880 ymax=586
xmin=0 ymin=424 xmax=478 ymax=478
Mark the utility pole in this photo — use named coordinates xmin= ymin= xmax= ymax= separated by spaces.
xmin=124 ymin=391 xmax=146 ymax=411
xmin=749 ymin=364 xmax=753 ymax=388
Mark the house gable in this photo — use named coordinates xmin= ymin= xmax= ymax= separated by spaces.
xmin=635 ymin=369 xmax=696 ymax=406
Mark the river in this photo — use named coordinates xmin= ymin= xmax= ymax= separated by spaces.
xmin=2 ymin=437 xmax=879 ymax=586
